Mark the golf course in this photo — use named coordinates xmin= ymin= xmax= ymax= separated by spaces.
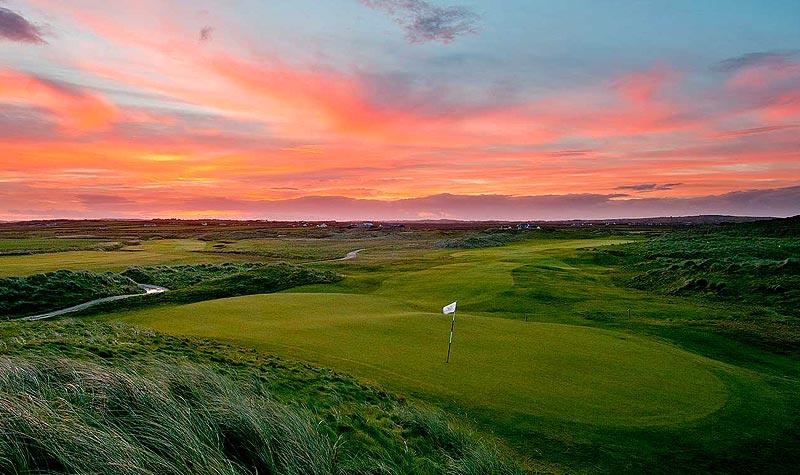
xmin=109 ymin=239 xmax=732 ymax=428
xmin=3 ymin=1 xmax=799 ymax=472
xmin=1 ymin=221 xmax=798 ymax=472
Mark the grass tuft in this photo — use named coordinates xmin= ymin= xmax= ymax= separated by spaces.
xmin=0 ymin=321 xmax=525 ymax=475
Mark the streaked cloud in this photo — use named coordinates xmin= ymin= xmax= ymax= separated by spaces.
xmin=715 ymin=125 xmax=798 ymax=138
xmin=715 ymin=50 xmax=799 ymax=72
xmin=0 ymin=6 xmax=45 ymax=44
xmin=78 ymin=194 xmax=135 ymax=206
xmin=0 ymin=69 xmax=117 ymax=132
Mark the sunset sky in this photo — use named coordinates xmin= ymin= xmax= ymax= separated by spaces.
xmin=1 ymin=0 xmax=799 ymax=220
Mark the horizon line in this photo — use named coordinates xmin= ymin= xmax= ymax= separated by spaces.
xmin=2 ymin=214 xmax=790 ymax=225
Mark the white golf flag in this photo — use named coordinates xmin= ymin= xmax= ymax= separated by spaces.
xmin=442 ymin=301 xmax=457 ymax=315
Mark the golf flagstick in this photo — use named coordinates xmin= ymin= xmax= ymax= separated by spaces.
xmin=442 ymin=301 xmax=457 ymax=363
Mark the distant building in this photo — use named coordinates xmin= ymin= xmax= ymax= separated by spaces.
xmin=517 ymin=223 xmax=539 ymax=230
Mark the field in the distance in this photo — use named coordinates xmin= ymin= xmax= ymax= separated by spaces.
xmin=0 ymin=239 xmax=261 ymax=277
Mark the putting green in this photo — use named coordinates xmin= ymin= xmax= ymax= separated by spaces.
xmin=113 ymin=292 xmax=728 ymax=427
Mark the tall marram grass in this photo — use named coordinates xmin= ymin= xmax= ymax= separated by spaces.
xmin=0 ymin=356 xmax=523 ymax=475
xmin=0 ymin=357 xmax=333 ymax=474
xmin=395 ymin=407 xmax=521 ymax=475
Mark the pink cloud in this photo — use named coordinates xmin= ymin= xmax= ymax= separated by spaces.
xmin=761 ymin=90 xmax=800 ymax=119
xmin=1 ymin=2 xmax=798 ymax=220
xmin=612 ymin=66 xmax=676 ymax=104
xmin=0 ymin=69 xmax=117 ymax=133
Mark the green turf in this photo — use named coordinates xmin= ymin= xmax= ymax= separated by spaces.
xmin=0 ymin=239 xmax=261 ymax=277
xmin=112 ymin=292 xmax=728 ymax=427
xmin=0 ymin=238 xmax=121 ymax=255
xmin=101 ymin=234 xmax=800 ymax=471
xmin=6 ymin=225 xmax=796 ymax=472
xmin=375 ymin=238 xmax=633 ymax=312
xmin=0 ymin=236 xmax=430 ymax=277
xmin=203 ymin=236 xmax=439 ymax=263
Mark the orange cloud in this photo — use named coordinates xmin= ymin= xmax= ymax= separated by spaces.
xmin=719 ymin=53 xmax=800 ymax=121
xmin=1 ymin=2 xmax=798 ymax=220
xmin=0 ymin=69 xmax=117 ymax=132
xmin=206 ymin=55 xmax=557 ymax=146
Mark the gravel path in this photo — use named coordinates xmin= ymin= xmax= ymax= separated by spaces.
xmin=22 ymin=284 xmax=168 ymax=321
xmin=340 ymin=249 xmax=365 ymax=260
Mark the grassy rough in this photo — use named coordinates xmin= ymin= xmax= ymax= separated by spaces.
xmin=0 ymin=357 xmax=335 ymax=474
xmin=95 ymin=263 xmax=342 ymax=313
xmin=0 ymin=320 xmax=524 ymax=475
xmin=624 ymin=217 xmax=800 ymax=312
xmin=121 ymin=262 xmax=340 ymax=290
xmin=0 ymin=270 xmax=140 ymax=319
xmin=613 ymin=217 xmax=800 ymax=352
xmin=435 ymin=231 xmax=529 ymax=249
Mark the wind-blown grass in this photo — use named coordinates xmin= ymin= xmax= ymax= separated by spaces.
xmin=0 ymin=320 xmax=524 ymax=475
xmin=0 ymin=357 xmax=335 ymax=474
